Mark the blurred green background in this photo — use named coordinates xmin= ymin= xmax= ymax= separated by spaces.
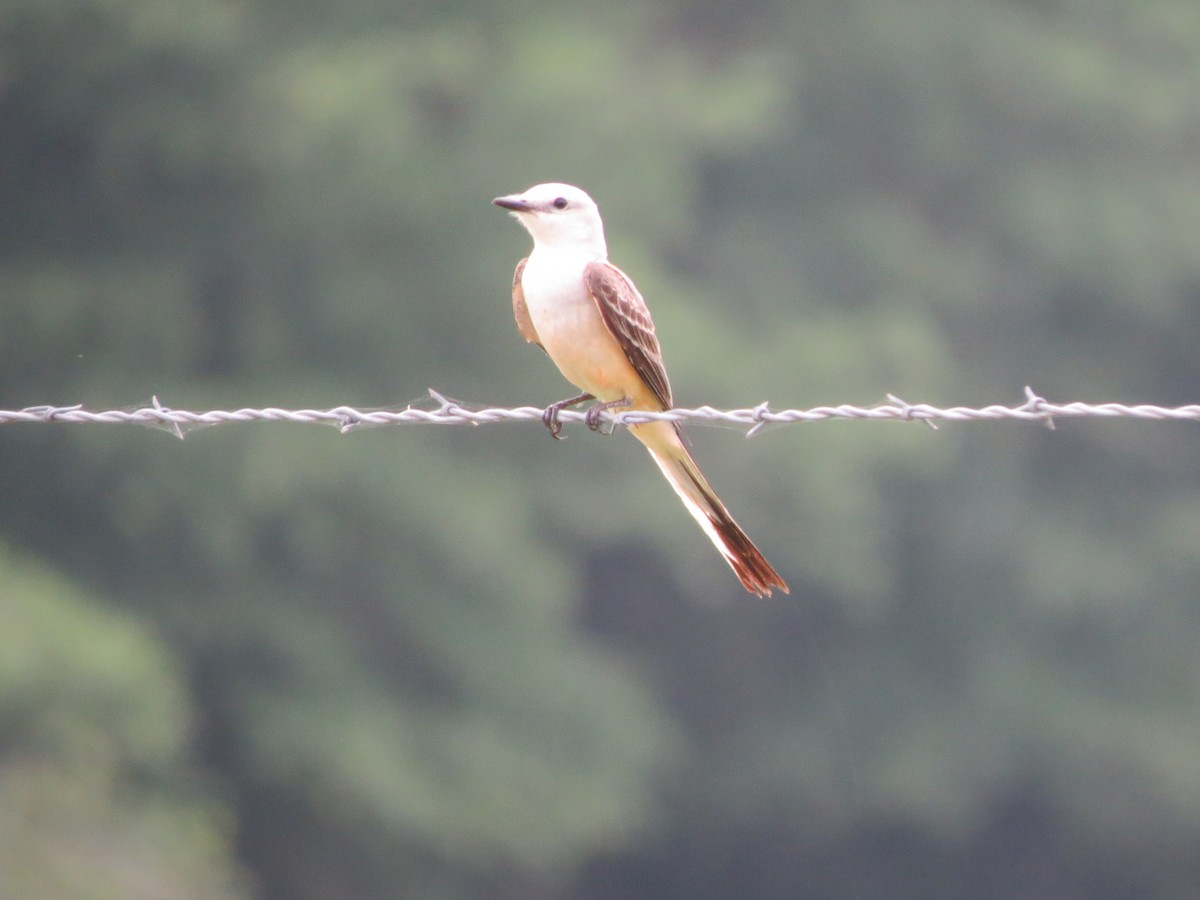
xmin=4 ymin=0 xmax=1200 ymax=897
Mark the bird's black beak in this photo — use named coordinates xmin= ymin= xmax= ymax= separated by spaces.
xmin=493 ymin=195 xmax=532 ymax=212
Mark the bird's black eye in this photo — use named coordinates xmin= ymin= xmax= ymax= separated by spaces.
xmin=552 ymin=197 xmax=568 ymax=210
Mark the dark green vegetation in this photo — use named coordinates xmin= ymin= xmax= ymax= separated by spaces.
xmin=4 ymin=1 xmax=1200 ymax=896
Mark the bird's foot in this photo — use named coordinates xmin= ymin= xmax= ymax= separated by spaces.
xmin=541 ymin=392 xmax=594 ymax=440
xmin=584 ymin=397 xmax=632 ymax=435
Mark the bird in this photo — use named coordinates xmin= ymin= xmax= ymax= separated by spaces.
xmin=492 ymin=182 xmax=788 ymax=597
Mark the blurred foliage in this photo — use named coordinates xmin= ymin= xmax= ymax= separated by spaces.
xmin=0 ymin=549 xmax=247 ymax=899
xmin=4 ymin=0 xmax=1200 ymax=897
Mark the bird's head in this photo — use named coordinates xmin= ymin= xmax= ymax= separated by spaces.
xmin=493 ymin=183 xmax=607 ymax=257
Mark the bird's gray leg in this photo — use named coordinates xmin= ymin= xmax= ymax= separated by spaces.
xmin=542 ymin=392 xmax=594 ymax=439
xmin=585 ymin=396 xmax=632 ymax=434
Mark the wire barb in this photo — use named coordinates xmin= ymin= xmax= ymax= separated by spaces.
xmin=1019 ymin=385 xmax=1056 ymax=430
xmin=745 ymin=401 xmax=774 ymax=438
xmin=886 ymin=394 xmax=939 ymax=431
xmin=3 ymin=389 xmax=1199 ymax=437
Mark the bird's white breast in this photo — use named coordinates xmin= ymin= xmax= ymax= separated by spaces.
xmin=519 ymin=247 xmax=630 ymax=401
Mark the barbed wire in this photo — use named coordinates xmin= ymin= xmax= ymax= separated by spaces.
xmin=1 ymin=388 xmax=1197 ymax=439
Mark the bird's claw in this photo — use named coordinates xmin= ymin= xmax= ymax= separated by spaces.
xmin=584 ymin=406 xmax=604 ymax=431
xmin=584 ymin=397 xmax=632 ymax=434
xmin=542 ymin=406 xmax=565 ymax=440
xmin=541 ymin=392 xmax=594 ymax=440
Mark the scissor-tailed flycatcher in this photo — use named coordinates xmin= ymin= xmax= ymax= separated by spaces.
xmin=493 ymin=182 xmax=788 ymax=597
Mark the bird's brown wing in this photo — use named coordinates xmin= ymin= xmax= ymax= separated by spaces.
xmin=583 ymin=260 xmax=673 ymax=410
xmin=511 ymin=258 xmax=543 ymax=350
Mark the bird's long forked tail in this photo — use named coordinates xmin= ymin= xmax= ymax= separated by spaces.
xmin=635 ymin=424 xmax=789 ymax=597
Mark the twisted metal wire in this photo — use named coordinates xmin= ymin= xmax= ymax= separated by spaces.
xmin=2 ymin=388 xmax=1197 ymax=438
